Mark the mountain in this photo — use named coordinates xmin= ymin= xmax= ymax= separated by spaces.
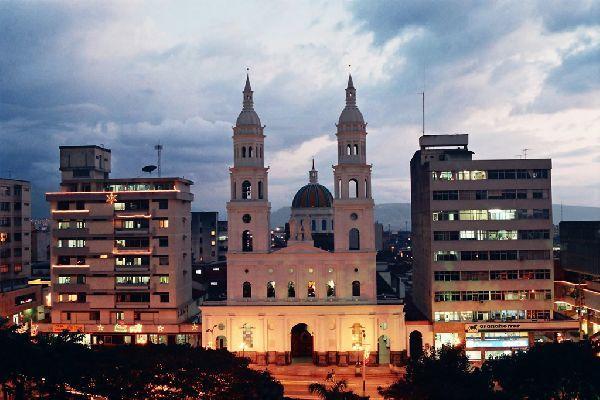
xmin=270 ymin=203 xmax=600 ymax=230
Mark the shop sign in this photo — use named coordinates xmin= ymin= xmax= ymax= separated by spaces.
xmin=52 ymin=324 xmax=84 ymax=333
xmin=465 ymin=323 xmax=522 ymax=333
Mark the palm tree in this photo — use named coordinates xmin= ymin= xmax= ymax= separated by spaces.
xmin=308 ymin=379 xmax=364 ymax=400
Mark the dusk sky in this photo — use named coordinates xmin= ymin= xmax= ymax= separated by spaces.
xmin=1 ymin=1 xmax=599 ymax=217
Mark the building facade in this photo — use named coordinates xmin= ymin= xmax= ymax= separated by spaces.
xmin=555 ymin=221 xmax=600 ymax=337
xmin=411 ymin=134 xmax=578 ymax=360
xmin=201 ymin=75 xmax=430 ymax=366
xmin=0 ymin=178 xmax=42 ymax=325
xmin=41 ymin=146 xmax=200 ymax=345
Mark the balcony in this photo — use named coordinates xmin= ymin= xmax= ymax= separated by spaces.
xmin=115 ymin=284 xmax=150 ymax=291
xmin=114 ymin=228 xmax=150 ymax=236
xmin=53 ymin=228 xmax=89 ymax=237
xmin=112 ymin=246 xmax=153 ymax=256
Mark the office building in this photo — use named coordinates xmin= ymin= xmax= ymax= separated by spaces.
xmin=410 ymin=134 xmax=578 ymax=360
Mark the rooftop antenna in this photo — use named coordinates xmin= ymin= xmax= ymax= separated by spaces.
xmin=522 ymin=148 xmax=531 ymax=159
xmin=421 ymin=91 xmax=425 ymax=135
xmin=154 ymin=144 xmax=163 ymax=177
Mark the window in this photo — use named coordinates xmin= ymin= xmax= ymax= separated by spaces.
xmin=352 ymin=281 xmax=360 ymax=297
xmin=347 ymin=144 xmax=352 ymax=155
xmin=242 ymin=230 xmax=253 ymax=252
xmin=159 ymin=256 xmax=169 ymax=265
xmin=242 ymin=180 xmax=252 ymax=200
xmin=326 ymin=280 xmax=335 ymax=297
xmin=433 ymin=191 xmax=459 ymax=201
xmin=159 ymin=276 xmax=169 ymax=284
xmin=158 ymin=237 xmax=168 ymax=247
xmin=258 ymin=181 xmax=263 ymax=199
xmin=158 ymin=200 xmax=168 ymax=209
xmin=242 ymin=146 xmax=246 ymax=158
xmin=267 ymin=281 xmax=275 ymax=298
xmin=158 ymin=218 xmax=169 ymax=228
xmin=349 ymin=228 xmax=360 ymax=250
xmin=288 ymin=281 xmax=295 ymax=298
xmin=307 ymin=281 xmax=316 ymax=298
xmin=243 ymin=281 xmax=251 ymax=298
xmin=116 ymin=276 xmax=150 ymax=285
xmin=349 ymin=179 xmax=358 ymax=198
xmin=321 ymin=219 xmax=327 ymax=231
xmin=311 ymin=219 xmax=316 ymax=232
xmin=58 ymin=276 xmax=71 ymax=284
xmin=159 ymin=293 xmax=170 ymax=303
xmin=351 ymin=323 xmax=364 ymax=347
xmin=57 ymin=201 xmax=70 ymax=210
xmin=435 ymin=251 xmax=459 ymax=261
xmin=434 ymin=271 xmax=460 ymax=281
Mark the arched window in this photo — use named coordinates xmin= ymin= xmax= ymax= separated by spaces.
xmin=321 ymin=219 xmax=327 ymax=231
xmin=288 ymin=281 xmax=295 ymax=298
xmin=242 ymin=146 xmax=246 ymax=158
xmin=349 ymin=179 xmax=358 ymax=198
xmin=232 ymin=181 xmax=237 ymax=199
xmin=349 ymin=228 xmax=360 ymax=250
xmin=311 ymin=219 xmax=316 ymax=232
xmin=249 ymin=146 xmax=253 ymax=158
xmin=352 ymin=280 xmax=360 ymax=297
xmin=267 ymin=281 xmax=275 ymax=298
xmin=242 ymin=180 xmax=251 ymax=200
xmin=365 ymin=179 xmax=369 ymax=198
xmin=354 ymin=144 xmax=359 ymax=155
xmin=346 ymin=144 xmax=352 ymax=155
xmin=307 ymin=281 xmax=316 ymax=298
xmin=260 ymin=146 xmax=263 ymax=158
xmin=258 ymin=181 xmax=263 ymax=199
xmin=327 ymin=280 xmax=335 ymax=297
xmin=337 ymin=179 xmax=342 ymax=199
xmin=243 ymin=281 xmax=251 ymax=298
xmin=242 ymin=230 xmax=253 ymax=252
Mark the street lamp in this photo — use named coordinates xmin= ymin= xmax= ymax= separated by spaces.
xmin=239 ymin=342 xmax=247 ymax=359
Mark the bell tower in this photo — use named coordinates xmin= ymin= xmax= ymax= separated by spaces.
xmin=332 ymin=75 xmax=375 ymax=252
xmin=226 ymin=74 xmax=271 ymax=253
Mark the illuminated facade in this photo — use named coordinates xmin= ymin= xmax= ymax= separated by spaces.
xmin=0 ymin=178 xmax=42 ymax=324
xmin=410 ymin=134 xmax=578 ymax=360
xmin=201 ymin=75 xmax=432 ymax=366
xmin=42 ymin=146 xmax=200 ymax=345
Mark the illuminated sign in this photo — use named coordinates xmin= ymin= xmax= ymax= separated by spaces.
xmin=52 ymin=324 xmax=84 ymax=333
xmin=466 ymin=323 xmax=522 ymax=333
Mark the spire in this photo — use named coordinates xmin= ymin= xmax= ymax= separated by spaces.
xmin=345 ymin=74 xmax=356 ymax=107
xmin=243 ymin=73 xmax=254 ymax=111
xmin=309 ymin=158 xmax=318 ymax=184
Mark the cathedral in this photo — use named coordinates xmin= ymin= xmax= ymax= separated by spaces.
xmin=200 ymin=74 xmax=423 ymax=366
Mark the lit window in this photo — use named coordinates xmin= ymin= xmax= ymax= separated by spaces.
xmin=58 ymin=276 xmax=71 ymax=284
xmin=326 ymin=280 xmax=335 ymax=297
xmin=159 ymin=276 xmax=169 ymax=284
xmin=307 ymin=281 xmax=316 ymax=297
xmin=159 ymin=219 xmax=169 ymax=228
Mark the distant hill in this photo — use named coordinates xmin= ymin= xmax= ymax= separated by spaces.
xmin=270 ymin=203 xmax=600 ymax=230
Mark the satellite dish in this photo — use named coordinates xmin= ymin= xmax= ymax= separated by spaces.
xmin=142 ymin=165 xmax=157 ymax=174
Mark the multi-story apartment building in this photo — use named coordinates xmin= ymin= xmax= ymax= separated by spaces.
xmin=0 ymin=178 xmax=42 ymax=324
xmin=411 ymin=134 xmax=578 ymax=360
xmin=191 ymin=212 xmax=228 ymax=300
xmin=42 ymin=146 xmax=200 ymax=345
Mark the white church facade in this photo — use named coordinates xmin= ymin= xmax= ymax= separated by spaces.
xmin=200 ymin=75 xmax=432 ymax=366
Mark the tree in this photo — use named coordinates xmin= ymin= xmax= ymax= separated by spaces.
xmin=378 ymin=345 xmax=493 ymax=400
xmin=308 ymin=379 xmax=364 ymax=400
xmin=485 ymin=341 xmax=600 ymax=400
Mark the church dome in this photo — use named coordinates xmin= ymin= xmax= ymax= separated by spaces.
xmin=338 ymin=107 xmax=364 ymax=124
xmin=292 ymin=183 xmax=333 ymax=208
xmin=236 ymin=109 xmax=261 ymax=126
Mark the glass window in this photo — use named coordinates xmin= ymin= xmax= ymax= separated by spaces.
xmin=307 ymin=281 xmax=316 ymax=298
xmin=326 ymin=280 xmax=335 ymax=297
xmin=267 ymin=281 xmax=275 ymax=298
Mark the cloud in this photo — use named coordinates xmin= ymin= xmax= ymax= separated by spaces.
xmin=1 ymin=0 xmax=599 ymax=217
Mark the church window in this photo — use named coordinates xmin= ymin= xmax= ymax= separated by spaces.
xmin=307 ymin=281 xmax=316 ymax=298
xmin=242 ymin=230 xmax=253 ymax=252
xmin=346 ymin=144 xmax=352 ymax=155
xmin=349 ymin=179 xmax=358 ymax=198
xmin=321 ymin=219 xmax=327 ymax=231
xmin=267 ymin=281 xmax=275 ymax=298
xmin=242 ymin=180 xmax=251 ymax=199
xmin=243 ymin=281 xmax=251 ymax=298
xmin=242 ymin=214 xmax=251 ymax=223
xmin=327 ymin=280 xmax=335 ymax=297
xmin=337 ymin=179 xmax=342 ymax=199
xmin=258 ymin=181 xmax=263 ymax=199
xmin=288 ymin=281 xmax=295 ymax=298
xmin=350 ymin=213 xmax=358 ymax=221
xmin=365 ymin=179 xmax=369 ymax=198
xmin=260 ymin=145 xmax=263 ymax=158
xmin=249 ymin=146 xmax=253 ymax=158
xmin=354 ymin=144 xmax=359 ymax=155
xmin=352 ymin=281 xmax=361 ymax=297
xmin=311 ymin=219 xmax=316 ymax=232
xmin=242 ymin=146 xmax=246 ymax=158
xmin=349 ymin=228 xmax=360 ymax=250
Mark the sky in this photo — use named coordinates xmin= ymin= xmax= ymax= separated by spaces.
xmin=1 ymin=0 xmax=599 ymax=218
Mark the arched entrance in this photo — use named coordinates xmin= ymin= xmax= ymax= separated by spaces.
xmin=215 ymin=335 xmax=227 ymax=350
xmin=409 ymin=330 xmax=423 ymax=359
xmin=378 ymin=335 xmax=390 ymax=364
xmin=291 ymin=323 xmax=313 ymax=363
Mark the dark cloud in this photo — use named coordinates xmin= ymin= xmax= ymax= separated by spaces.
xmin=546 ymin=44 xmax=600 ymax=94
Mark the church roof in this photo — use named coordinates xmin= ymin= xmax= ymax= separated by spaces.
xmin=236 ymin=74 xmax=262 ymax=126
xmin=338 ymin=74 xmax=365 ymax=124
xmin=292 ymin=183 xmax=333 ymax=208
